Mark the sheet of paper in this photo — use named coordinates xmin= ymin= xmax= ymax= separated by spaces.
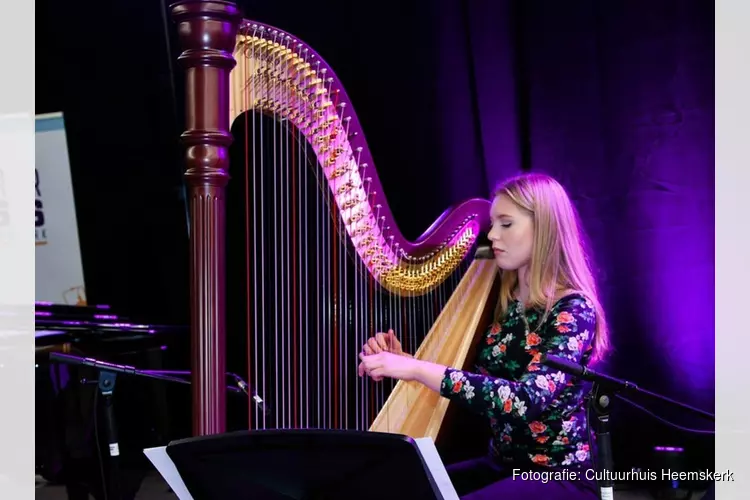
xmin=414 ymin=437 xmax=460 ymax=500
xmin=143 ymin=446 xmax=194 ymax=500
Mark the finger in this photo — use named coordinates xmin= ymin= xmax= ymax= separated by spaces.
xmin=375 ymin=332 xmax=388 ymax=351
xmin=359 ymin=353 xmax=383 ymax=373
xmin=367 ymin=338 xmax=382 ymax=354
xmin=363 ymin=344 xmax=374 ymax=355
xmin=386 ymin=328 xmax=400 ymax=346
xmin=370 ymin=368 xmax=385 ymax=381
xmin=359 ymin=357 xmax=372 ymax=377
xmin=365 ymin=366 xmax=383 ymax=382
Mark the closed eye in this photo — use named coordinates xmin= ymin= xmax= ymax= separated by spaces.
xmin=489 ymin=218 xmax=512 ymax=228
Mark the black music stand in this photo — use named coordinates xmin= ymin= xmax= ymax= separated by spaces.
xmin=144 ymin=429 xmax=460 ymax=500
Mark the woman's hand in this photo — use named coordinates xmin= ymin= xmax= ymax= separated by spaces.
xmin=357 ymin=351 xmax=419 ymax=382
xmin=362 ymin=329 xmax=409 ymax=357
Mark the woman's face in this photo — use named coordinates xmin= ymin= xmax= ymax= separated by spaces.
xmin=487 ymin=194 xmax=534 ymax=270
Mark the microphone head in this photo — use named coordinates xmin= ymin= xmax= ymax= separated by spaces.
xmin=539 ymin=353 xmax=586 ymax=379
xmin=474 ymin=245 xmax=493 ymax=260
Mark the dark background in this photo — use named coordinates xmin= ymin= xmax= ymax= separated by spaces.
xmin=36 ymin=0 xmax=715 ymax=478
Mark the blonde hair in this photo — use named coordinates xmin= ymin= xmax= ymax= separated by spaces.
xmin=493 ymin=172 xmax=610 ymax=363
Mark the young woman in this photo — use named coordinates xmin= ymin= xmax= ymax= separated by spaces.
xmin=358 ymin=172 xmax=610 ymax=499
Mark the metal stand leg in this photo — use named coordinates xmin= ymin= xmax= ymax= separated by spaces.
xmin=591 ymin=382 xmax=615 ymax=500
xmin=98 ymin=371 xmax=121 ymax=500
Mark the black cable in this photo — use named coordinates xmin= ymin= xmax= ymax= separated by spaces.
xmin=615 ymin=394 xmax=714 ymax=436
xmin=92 ymin=388 xmax=108 ymax=500
xmin=585 ymin=392 xmax=598 ymax=474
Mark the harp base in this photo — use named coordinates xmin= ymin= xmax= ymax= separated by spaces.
xmin=145 ymin=429 xmax=460 ymax=500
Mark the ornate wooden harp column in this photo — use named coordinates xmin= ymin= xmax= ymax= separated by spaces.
xmin=170 ymin=0 xmax=241 ymax=436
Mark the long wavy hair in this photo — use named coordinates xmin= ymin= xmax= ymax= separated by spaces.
xmin=493 ymin=172 xmax=610 ymax=363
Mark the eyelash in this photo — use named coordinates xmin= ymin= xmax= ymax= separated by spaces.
xmin=491 ymin=220 xmax=512 ymax=228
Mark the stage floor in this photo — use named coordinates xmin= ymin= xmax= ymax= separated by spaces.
xmin=35 ymin=472 xmax=176 ymax=499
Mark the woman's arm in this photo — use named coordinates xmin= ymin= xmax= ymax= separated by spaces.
xmin=432 ymin=295 xmax=596 ymax=422
xmin=411 ymin=359 xmax=449 ymax=392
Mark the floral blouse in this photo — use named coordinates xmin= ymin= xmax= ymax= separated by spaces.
xmin=439 ymin=293 xmax=595 ymax=470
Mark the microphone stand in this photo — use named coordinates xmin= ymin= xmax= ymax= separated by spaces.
xmin=541 ymin=355 xmax=714 ymax=500
xmin=47 ymin=352 xmax=256 ymax=500
xmin=588 ymin=380 xmax=616 ymax=500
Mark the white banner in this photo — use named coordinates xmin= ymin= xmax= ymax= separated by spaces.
xmin=35 ymin=112 xmax=86 ymax=305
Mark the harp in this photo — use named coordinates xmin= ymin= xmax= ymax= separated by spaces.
xmin=169 ymin=0 xmax=499 ymax=451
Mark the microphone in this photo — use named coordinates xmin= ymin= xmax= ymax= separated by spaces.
xmin=474 ymin=245 xmax=493 ymax=260
xmin=230 ymin=373 xmax=271 ymax=416
xmin=540 ymin=353 xmax=640 ymax=391
xmin=50 ymin=352 xmax=139 ymax=375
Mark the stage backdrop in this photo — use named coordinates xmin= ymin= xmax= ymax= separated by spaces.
xmin=36 ymin=0 xmax=714 ymax=474
xmin=35 ymin=113 xmax=87 ymax=305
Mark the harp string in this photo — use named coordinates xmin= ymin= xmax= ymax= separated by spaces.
xmin=285 ymin=34 xmax=295 ymax=430
xmin=247 ymin=23 xmax=260 ymax=429
xmin=273 ymin=31 xmax=281 ymax=427
xmin=294 ymin=41 xmax=305 ymax=429
xmin=281 ymin=33 xmax=288 ymax=429
xmin=272 ymin=29 xmax=279 ymax=429
xmin=288 ymin=43 xmax=295 ymax=429
xmin=230 ymin=24 xmax=482 ymax=433
xmin=329 ymin=74 xmax=338 ymax=430
xmin=339 ymin=98 xmax=350 ymax=430
xmin=300 ymin=60 xmax=309 ymax=428
xmin=324 ymin=63 xmax=332 ymax=430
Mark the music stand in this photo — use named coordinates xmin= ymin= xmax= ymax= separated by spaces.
xmin=144 ymin=429 xmax=459 ymax=500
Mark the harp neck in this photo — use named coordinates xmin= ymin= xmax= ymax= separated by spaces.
xmin=230 ymin=21 xmax=490 ymax=295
